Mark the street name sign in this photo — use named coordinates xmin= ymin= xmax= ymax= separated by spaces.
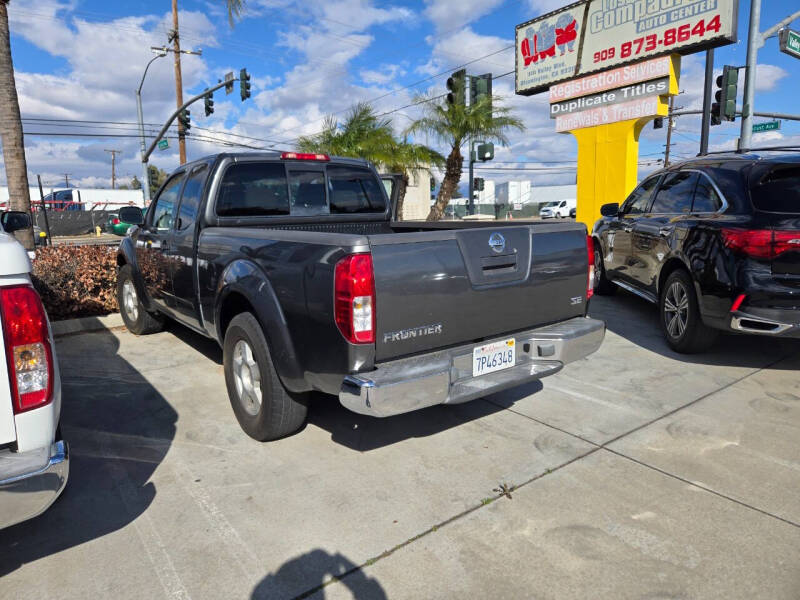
xmin=779 ymin=29 xmax=800 ymax=60
xmin=157 ymin=139 xmax=169 ymax=151
xmin=752 ymin=121 xmax=781 ymax=133
xmin=516 ymin=0 xmax=737 ymax=96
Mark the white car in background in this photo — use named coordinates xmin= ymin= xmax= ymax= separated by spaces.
xmin=540 ymin=199 xmax=576 ymax=219
xmin=0 ymin=211 xmax=68 ymax=529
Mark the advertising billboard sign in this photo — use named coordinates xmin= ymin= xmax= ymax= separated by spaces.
xmin=516 ymin=0 xmax=737 ymax=96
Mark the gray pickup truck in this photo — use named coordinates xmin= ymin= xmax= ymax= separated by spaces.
xmin=117 ymin=152 xmax=604 ymax=440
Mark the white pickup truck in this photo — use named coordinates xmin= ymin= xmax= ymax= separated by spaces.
xmin=0 ymin=211 xmax=68 ymax=529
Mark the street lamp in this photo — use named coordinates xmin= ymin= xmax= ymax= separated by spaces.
xmin=136 ymin=47 xmax=168 ymax=205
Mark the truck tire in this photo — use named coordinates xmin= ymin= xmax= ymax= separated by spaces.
xmin=593 ymin=244 xmax=616 ymax=296
xmin=117 ymin=264 xmax=164 ymax=335
xmin=659 ymin=269 xmax=718 ymax=354
xmin=223 ymin=312 xmax=308 ymax=441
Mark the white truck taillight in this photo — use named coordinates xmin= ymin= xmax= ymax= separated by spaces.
xmin=0 ymin=285 xmax=54 ymax=413
xmin=586 ymin=235 xmax=595 ymax=300
xmin=334 ymin=254 xmax=376 ymax=344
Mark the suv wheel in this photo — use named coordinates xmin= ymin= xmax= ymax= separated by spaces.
xmin=659 ymin=269 xmax=717 ymax=353
xmin=223 ymin=312 xmax=308 ymax=441
xmin=117 ymin=264 xmax=164 ymax=335
xmin=593 ymin=244 xmax=616 ymax=295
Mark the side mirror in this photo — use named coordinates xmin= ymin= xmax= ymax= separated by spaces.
xmin=1 ymin=211 xmax=32 ymax=233
xmin=600 ymin=203 xmax=620 ymax=218
xmin=119 ymin=206 xmax=145 ymax=226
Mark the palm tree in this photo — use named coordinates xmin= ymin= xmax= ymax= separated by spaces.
xmin=405 ymin=96 xmax=524 ymax=221
xmin=298 ymin=103 xmax=444 ymax=218
xmin=225 ymin=0 xmax=245 ymax=26
xmin=0 ymin=1 xmax=34 ymax=249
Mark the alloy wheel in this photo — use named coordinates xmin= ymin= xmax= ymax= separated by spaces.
xmin=663 ymin=281 xmax=689 ymax=339
xmin=232 ymin=339 xmax=263 ymax=416
xmin=122 ymin=280 xmax=139 ymax=322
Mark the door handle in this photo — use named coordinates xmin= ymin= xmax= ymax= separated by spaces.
xmin=659 ymin=227 xmax=673 ymax=237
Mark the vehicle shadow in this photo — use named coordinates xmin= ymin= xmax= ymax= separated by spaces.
xmin=590 ymin=291 xmax=800 ymax=368
xmin=163 ymin=319 xmax=223 ymax=365
xmin=0 ymin=328 xmax=177 ymax=576
xmin=308 ymin=382 xmax=543 ymax=451
xmin=251 ymin=549 xmax=386 ymax=600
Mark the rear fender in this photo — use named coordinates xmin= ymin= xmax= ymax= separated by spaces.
xmin=215 ymin=259 xmax=308 ymax=393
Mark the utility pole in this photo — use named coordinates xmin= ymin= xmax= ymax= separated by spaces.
xmin=62 ymin=173 xmax=71 ymax=188
xmin=171 ymin=0 xmax=186 ymax=165
xmin=664 ymin=96 xmax=676 ymax=167
xmin=740 ymin=2 xmax=800 ymax=150
xmin=104 ymin=149 xmax=121 ymax=189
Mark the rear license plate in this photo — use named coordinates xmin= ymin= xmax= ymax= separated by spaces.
xmin=472 ymin=338 xmax=516 ymax=377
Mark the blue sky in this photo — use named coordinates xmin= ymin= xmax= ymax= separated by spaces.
xmin=4 ymin=0 xmax=800 ymax=190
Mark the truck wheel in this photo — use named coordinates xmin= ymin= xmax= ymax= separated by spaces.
xmin=117 ymin=264 xmax=164 ymax=335
xmin=659 ymin=270 xmax=717 ymax=354
xmin=223 ymin=312 xmax=308 ymax=441
xmin=593 ymin=244 xmax=616 ymax=296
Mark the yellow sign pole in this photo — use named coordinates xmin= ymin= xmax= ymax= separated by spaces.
xmin=568 ymin=55 xmax=681 ymax=232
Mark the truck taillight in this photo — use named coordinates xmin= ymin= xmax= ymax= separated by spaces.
xmin=586 ymin=235 xmax=595 ymax=300
xmin=334 ymin=254 xmax=375 ymax=344
xmin=0 ymin=285 xmax=53 ymax=413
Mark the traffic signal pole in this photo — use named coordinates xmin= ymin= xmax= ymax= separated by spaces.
xmin=468 ymin=139 xmax=474 ymax=216
xmin=699 ymin=49 xmax=714 ymax=156
xmin=740 ymin=2 xmax=800 ymax=151
xmin=142 ymin=78 xmax=232 ymax=163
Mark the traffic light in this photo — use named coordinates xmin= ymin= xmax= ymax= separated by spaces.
xmin=469 ymin=73 xmax=492 ymax=112
xmin=204 ymin=90 xmax=214 ymax=117
xmin=473 ymin=177 xmax=485 ymax=192
xmin=653 ymin=117 xmax=664 ymax=129
xmin=475 ymin=142 xmax=494 ymax=162
xmin=712 ymin=65 xmax=738 ymax=125
xmin=430 ymin=176 xmax=436 ymax=191
xmin=148 ymin=166 xmax=159 ymax=191
xmin=240 ymin=68 xmax=251 ymax=101
xmin=178 ymin=108 xmax=191 ymax=132
xmin=446 ymin=69 xmax=466 ymax=106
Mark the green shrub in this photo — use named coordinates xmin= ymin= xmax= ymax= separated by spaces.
xmin=32 ymin=246 xmax=118 ymax=320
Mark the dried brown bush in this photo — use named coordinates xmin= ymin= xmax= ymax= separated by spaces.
xmin=31 ymin=246 xmax=118 ymax=320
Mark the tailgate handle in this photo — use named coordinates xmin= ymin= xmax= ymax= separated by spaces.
xmin=481 ymin=253 xmax=517 ymax=274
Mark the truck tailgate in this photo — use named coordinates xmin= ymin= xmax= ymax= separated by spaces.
xmin=0 ymin=317 xmax=17 ymax=444
xmin=369 ymin=224 xmax=589 ymax=362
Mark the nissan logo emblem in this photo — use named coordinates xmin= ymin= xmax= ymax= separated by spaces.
xmin=488 ymin=232 xmax=505 ymax=253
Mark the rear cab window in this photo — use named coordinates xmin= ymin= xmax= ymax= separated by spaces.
xmin=750 ymin=163 xmax=800 ymax=213
xmin=214 ymin=160 xmax=387 ymax=218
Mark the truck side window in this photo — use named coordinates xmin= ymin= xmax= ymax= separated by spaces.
xmin=176 ymin=166 xmax=207 ymax=230
xmin=150 ymin=174 xmax=183 ymax=230
xmin=217 ymin=162 xmax=290 ymax=216
xmin=328 ymin=166 xmax=387 ymax=214
xmin=289 ymin=170 xmax=328 ymax=216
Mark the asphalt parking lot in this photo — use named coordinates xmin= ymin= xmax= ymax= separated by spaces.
xmin=2 ymin=291 xmax=799 ymax=599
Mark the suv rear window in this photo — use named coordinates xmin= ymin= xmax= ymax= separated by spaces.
xmin=216 ymin=163 xmax=290 ymax=216
xmin=750 ymin=163 xmax=800 ymax=213
xmin=327 ymin=165 xmax=386 ymax=214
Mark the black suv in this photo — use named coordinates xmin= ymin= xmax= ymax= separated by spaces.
xmin=592 ymin=151 xmax=800 ymax=353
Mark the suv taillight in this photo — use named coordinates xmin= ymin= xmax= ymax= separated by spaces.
xmin=0 ymin=285 xmax=53 ymax=413
xmin=334 ymin=254 xmax=375 ymax=344
xmin=586 ymin=235 xmax=595 ymax=300
xmin=721 ymin=229 xmax=800 ymax=259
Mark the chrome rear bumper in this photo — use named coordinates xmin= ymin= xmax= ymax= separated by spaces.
xmin=340 ymin=317 xmax=605 ymax=417
xmin=0 ymin=440 xmax=69 ymax=529
xmin=730 ymin=311 xmax=800 ymax=337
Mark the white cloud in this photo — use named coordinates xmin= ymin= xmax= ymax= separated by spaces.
xmin=424 ymin=0 xmax=505 ymax=32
